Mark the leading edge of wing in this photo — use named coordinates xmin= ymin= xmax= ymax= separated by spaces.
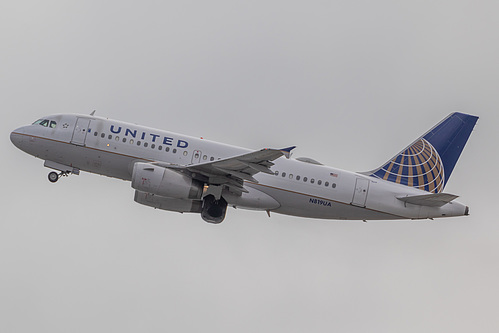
xmin=152 ymin=146 xmax=296 ymax=185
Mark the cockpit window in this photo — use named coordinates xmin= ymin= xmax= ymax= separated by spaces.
xmin=32 ymin=119 xmax=56 ymax=128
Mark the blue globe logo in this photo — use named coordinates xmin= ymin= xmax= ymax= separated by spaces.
xmin=371 ymin=139 xmax=445 ymax=193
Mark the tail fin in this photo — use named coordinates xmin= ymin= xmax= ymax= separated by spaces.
xmin=366 ymin=112 xmax=479 ymax=193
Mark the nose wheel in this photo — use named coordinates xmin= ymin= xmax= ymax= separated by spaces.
xmin=48 ymin=171 xmax=70 ymax=183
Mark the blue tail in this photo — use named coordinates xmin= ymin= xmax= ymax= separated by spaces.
xmin=366 ymin=112 xmax=479 ymax=193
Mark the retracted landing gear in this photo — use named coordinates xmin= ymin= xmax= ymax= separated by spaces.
xmin=48 ymin=171 xmax=70 ymax=183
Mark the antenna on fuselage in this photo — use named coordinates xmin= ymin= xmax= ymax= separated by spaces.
xmin=90 ymin=110 xmax=96 ymax=116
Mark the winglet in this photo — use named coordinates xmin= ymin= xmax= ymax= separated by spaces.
xmin=280 ymin=146 xmax=296 ymax=159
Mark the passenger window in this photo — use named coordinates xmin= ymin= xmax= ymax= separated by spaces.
xmin=49 ymin=121 xmax=57 ymax=128
xmin=144 ymin=142 xmax=148 ymax=147
xmin=137 ymin=141 xmax=141 ymax=146
xmin=173 ymin=149 xmax=177 ymax=154
xmin=151 ymin=144 xmax=155 ymax=149
xmin=165 ymin=147 xmax=170 ymax=152
xmin=94 ymin=132 xmax=98 ymax=136
xmin=296 ymin=175 xmax=301 ymax=180
xmin=122 ymin=138 xmax=127 ymax=143
xmin=325 ymin=181 xmax=329 ymax=187
xmin=130 ymin=139 xmax=134 ymax=144
xmin=203 ymin=155 xmax=207 ymax=160
xmin=210 ymin=157 xmax=214 ymax=161
xmin=318 ymin=180 xmax=322 ymax=185
xmin=332 ymin=183 xmax=337 ymax=188
xmin=289 ymin=174 xmax=293 ymax=179
xmin=115 ymin=136 xmax=119 ymax=141
xmin=158 ymin=146 xmax=162 ymax=151
xmin=101 ymin=133 xmax=105 ymax=138
xmin=311 ymin=179 xmax=315 ymax=184
xmin=303 ymin=177 xmax=308 ymax=182
xmin=275 ymin=171 xmax=279 ymax=176
xmin=108 ymin=135 xmax=112 ymax=140
xmin=282 ymin=172 xmax=286 ymax=177
xmin=183 ymin=151 xmax=188 ymax=156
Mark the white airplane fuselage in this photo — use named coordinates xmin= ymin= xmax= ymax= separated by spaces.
xmin=10 ymin=113 xmax=470 ymax=221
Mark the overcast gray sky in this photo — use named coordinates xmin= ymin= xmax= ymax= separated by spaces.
xmin=2 ymin=1 xmax=498 ymax=332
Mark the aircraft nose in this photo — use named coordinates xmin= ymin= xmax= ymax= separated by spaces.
xmin=10 ymin=126 xmax=26 ymax=149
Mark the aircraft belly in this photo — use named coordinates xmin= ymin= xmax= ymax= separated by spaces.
xmin=251 ymin=183 xmax=398 ymax=220
xmin=40 ymin=139 xmax=133 ymax=180
xmin=224 ymin=185 xmax=280 ymax=210
xmin=75 ymin=148 xmax=133 ymax=180
xmin=275 ymin=204 xmax=397 ymax=220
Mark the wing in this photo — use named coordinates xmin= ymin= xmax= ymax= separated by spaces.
xmin=153 ymin=146 xmax=296 ymax=195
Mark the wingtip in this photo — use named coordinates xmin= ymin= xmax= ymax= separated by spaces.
xmin=281 ymin=146 xmax=296 ymax=159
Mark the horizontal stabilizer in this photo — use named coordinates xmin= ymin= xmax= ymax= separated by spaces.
xmin=397 ymin=193 xmax=459 ymax=207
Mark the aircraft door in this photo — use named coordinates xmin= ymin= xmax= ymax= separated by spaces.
xmin=191 ymin=150 xmax=202 ymax=164
xmin=352 ymin=178 xmax=370 ymax=207
xmin=71 ymin=118 xmax=90 ymax=146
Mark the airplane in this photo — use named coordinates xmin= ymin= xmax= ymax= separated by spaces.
xmin=10 ymin=112 xmax=478 ymax=223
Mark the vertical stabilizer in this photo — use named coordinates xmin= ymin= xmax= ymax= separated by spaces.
xmin=366 ymin=112 xmax=478 ymax=193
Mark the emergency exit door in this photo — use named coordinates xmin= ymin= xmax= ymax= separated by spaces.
xmin=191 ymin=150 xmax=202 ymax=164
xmin=352 ymin=178 xmax=370 ymax=207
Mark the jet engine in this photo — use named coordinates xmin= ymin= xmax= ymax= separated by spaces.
xmin=134 ymin=190 xmax=202 ymax=213
xmin=132 ymin=163 xmax=229 ymax=223
xmin=201 ymin=194 xmax=228 ymax=224
xmin=131 ymin=162 xmax=203 ymax=199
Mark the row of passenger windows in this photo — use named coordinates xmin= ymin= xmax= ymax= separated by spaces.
xmin=91 ymin=130 xmax=335 ymax=187
xmin=93 ymin=131 xmax=218 ymax=161
xmin=274 ymin=171 xmax=337 ymax=188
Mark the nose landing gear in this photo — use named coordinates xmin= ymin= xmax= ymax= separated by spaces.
xmin=48 ymin=171 xmax=70 ymax=183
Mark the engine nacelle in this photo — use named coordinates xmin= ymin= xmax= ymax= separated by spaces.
xmin=134 ymin=190 xmax=202 ymax=213
xmin=131 ymin=162 xmax=203 ymax=199
xmin=201 ymin=195 xmax=228 ymax=224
